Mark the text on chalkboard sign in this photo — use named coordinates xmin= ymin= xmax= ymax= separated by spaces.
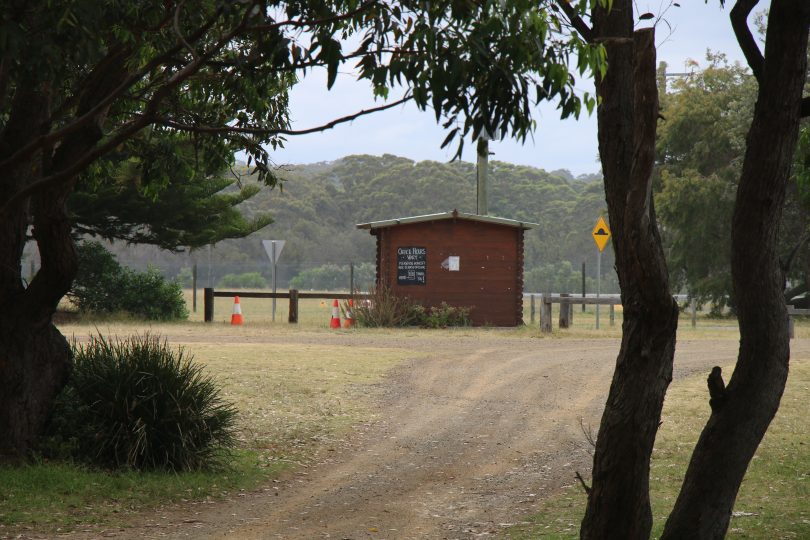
xmin=397 ymin=246 xmax=427 ymax=285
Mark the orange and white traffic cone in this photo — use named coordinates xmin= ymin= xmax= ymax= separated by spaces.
xmin=329 ymin=299 xmax=341 ymax=329
xmin=231 ymin=296 xmax=244 ymax=325
xmin=343 ymin=299 xmax=355 ymax=328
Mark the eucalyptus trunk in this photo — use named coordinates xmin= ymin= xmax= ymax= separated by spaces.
xmin=579 ymin=4 xmax=679 ymax=539
xmin=662 ymin=1 xmax=809 ymax=537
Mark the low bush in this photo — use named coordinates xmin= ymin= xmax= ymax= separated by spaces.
xmin=353 ymin=285 xmax=419 ymax=327
xmin=68 ymin=241 xmax=127 ymax=313
xmin=353 ymin=287 xmax=472 ymax=328
xmin=121 ymin=267 xmax=188 ymax=320
xmin=217 ymin=272 xmax=268 ymax=289
xmin=412 ymin=302 xmax=472 ymax=328
xmin=44 ymin=333 xmax=237 ymax=471
xmin=68 ymin=241 xmax=187 ymax=320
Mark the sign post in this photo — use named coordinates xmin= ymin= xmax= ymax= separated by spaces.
xmin=591 ymin=216 xmax=611 ymax=329
xmin=262 ymin=240 xmax=286 ymax=322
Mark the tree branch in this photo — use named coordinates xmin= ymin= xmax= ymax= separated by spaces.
xmin=174 ymin=0 xmax=200 ymax=61
xmin=555 ymin=0 xmax=594 ymax=43
xmin=246 ymin=1 xmax=381 ymax=32
xmin=730 ymin=0 xmax=764 ymax=81
xmin=0 ymin=3 xmax=260 ymax=216
xmin=156 ymin=95 xmax=412 ymax=137
xmin=0 ymin=6 xmax=226 ymax=172
xmin=575 ymin=471 xmax=592 ymax=494
xmin=707 ymin=366 xmax=727 ymax=411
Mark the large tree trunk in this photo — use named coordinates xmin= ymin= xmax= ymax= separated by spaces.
xmin=0 ymin=53 xmax=125 ymax=456
xmin=0 ymin=83 xmax=75 ymax=457
xmin=661 ymin=2 xmax=809 ymax=538
xmin=579 ymin=6 xmax=679 ymax=539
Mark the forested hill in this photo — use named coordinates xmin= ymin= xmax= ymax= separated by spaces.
xmin=236 ymin=154 xmax=613 ymax=290
xmin=116 ymin=154 xmax=616 ymax=292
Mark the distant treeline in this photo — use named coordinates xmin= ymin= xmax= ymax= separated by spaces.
xmin=111 ymin=154 xmax=619 ymax=293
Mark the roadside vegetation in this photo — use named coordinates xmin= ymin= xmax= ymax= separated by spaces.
xmin=506 ymin=358 xmax=810 ymax=539
xmin=0 ymin=324 xmax=414 ymax=535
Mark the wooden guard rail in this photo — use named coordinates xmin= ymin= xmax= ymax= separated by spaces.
xmin=531 ymin=294 xmax=621 ymax=333
xmin=203 ymin=288 xmax=370 ymax=323
xmin=788 ymin=306 xmax=810 ymax=339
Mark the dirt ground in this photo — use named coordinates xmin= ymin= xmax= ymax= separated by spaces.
xmin=54 ymin=333 xmax=796 ymax=540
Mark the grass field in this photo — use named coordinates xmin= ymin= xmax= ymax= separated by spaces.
xmin=184 ymin=288 xmax=809 ymax=339
xmin=505 ymin=357 xmax=810 ymax=539
xmin=0 ymin=318 xmax=418 ymax=535
xmin=3 ymin=292 xmax=808 ymax=535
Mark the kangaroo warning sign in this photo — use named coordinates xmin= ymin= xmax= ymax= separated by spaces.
xmin=397 ymin=246 xmax=427 ymax=285
xmin=592 ymin=216 xmax=611 ymax=252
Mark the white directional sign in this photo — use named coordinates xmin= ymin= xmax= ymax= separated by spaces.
xmin=262 ymin=240 xmax=285 ymax=322
xmin=262 ymin=240 xmax=285 ymax=263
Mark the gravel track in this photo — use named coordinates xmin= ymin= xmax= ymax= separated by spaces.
xmin=51 ymin=333 xmax=787 ymax=540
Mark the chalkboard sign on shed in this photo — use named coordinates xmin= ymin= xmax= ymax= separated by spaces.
xmin=397 ymin=246 xmax=427 ymax=285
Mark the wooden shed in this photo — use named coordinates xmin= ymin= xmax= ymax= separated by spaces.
xmin=356 ymin=210 xmax=537 ymax=326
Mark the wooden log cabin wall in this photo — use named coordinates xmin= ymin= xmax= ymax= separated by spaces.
xmin=357 ymin=210 xmax=536 ymax=326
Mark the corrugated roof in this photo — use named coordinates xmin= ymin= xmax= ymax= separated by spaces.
xmin=356 ymin=210 xmax=538 ymax=230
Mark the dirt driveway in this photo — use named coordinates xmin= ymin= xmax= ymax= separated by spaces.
xmin=64 ymin=334 xmax=770 ymax=539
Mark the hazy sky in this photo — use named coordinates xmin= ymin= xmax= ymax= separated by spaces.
xmin=269 ymin=2 xmax=764 ymax=175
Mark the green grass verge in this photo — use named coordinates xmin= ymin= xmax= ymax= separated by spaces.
xmin=505 ymin=357 xmax=810 ymax=539
xmin=0 ymin=450 xmax=281 ymax=532
xmin=1 ymin=333 xmax=414 ymax=535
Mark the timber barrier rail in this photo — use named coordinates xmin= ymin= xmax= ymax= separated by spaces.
xmin=204 ymin=287 xmax=809 ymax=336
xmin=203 ymin=288 xmax=370 ymax=323
xmin=527 ymin=293 xmax=622 ymax=332
xmin=788 ymin=306 xmax=810 ymax=339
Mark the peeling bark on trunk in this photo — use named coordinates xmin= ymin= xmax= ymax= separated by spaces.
xmin=580 ymin=8 xmax=679 ymax=540
xmin=661 ymin=2 xmax=809 ymax=538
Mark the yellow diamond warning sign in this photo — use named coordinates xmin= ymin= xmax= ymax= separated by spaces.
xmin=592 ymin=216 xmax=611 ymax=252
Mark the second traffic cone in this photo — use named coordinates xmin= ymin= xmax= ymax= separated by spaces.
xmin=231 ymin=296 xmax=244 ymax=325
xmin=329 ymin=299 xmax=341 ymax=329
xmin=343 ymin=299 xmax=355 ymax=328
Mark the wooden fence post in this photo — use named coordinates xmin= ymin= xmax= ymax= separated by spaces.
xmin=204 ymin=287 xmax=214 ymax=322
xmin=541 ymin=295 xmax=552 ymax=333
xmin=559 ymin=293 xmax=571 ymax=329
xmin=691 ymin=297 xmax=697 ymax=328
xmin=288 ymin=289 xmax=299 ymax=323
xmin=609 ymin=303 xmax=615 ymax=326
xmin=530 ymin=294 xmax=536 ymax=325
xmin=788 ymin=314 xmax=795 ymax=340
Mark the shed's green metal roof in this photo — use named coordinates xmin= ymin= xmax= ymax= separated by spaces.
xmin=356 ymin=210 xmax=537 ymax=230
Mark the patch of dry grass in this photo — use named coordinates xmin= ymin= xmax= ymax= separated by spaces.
xmin=507 ymin=353 xmax=810 ymax=539
xmin=185 ymin=342 xmax=413 ymax=461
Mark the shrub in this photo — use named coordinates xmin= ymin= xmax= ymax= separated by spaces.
xmin=68 ymin=241 xmax=188 ymax=320
xmin=416 ymin=302 xmax=472 ymax=328
xmin=217 ymin=272 xmax=268 ymax=289
xmin=121 ymin=266 xmax=188 ymax=320
xmin=68 ymin=241 xmax=128 ymax=313
xmin=353 ymin=287 xmax=472 ymax=328
xmin=45 ymin=333 xmax=237 ymax=471
xmin=353 ymin=285 xmax=419 ymax=327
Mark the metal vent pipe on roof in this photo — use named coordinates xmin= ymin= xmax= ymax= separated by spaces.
xmin=476 ymin=135 xmax=489 ymax=215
